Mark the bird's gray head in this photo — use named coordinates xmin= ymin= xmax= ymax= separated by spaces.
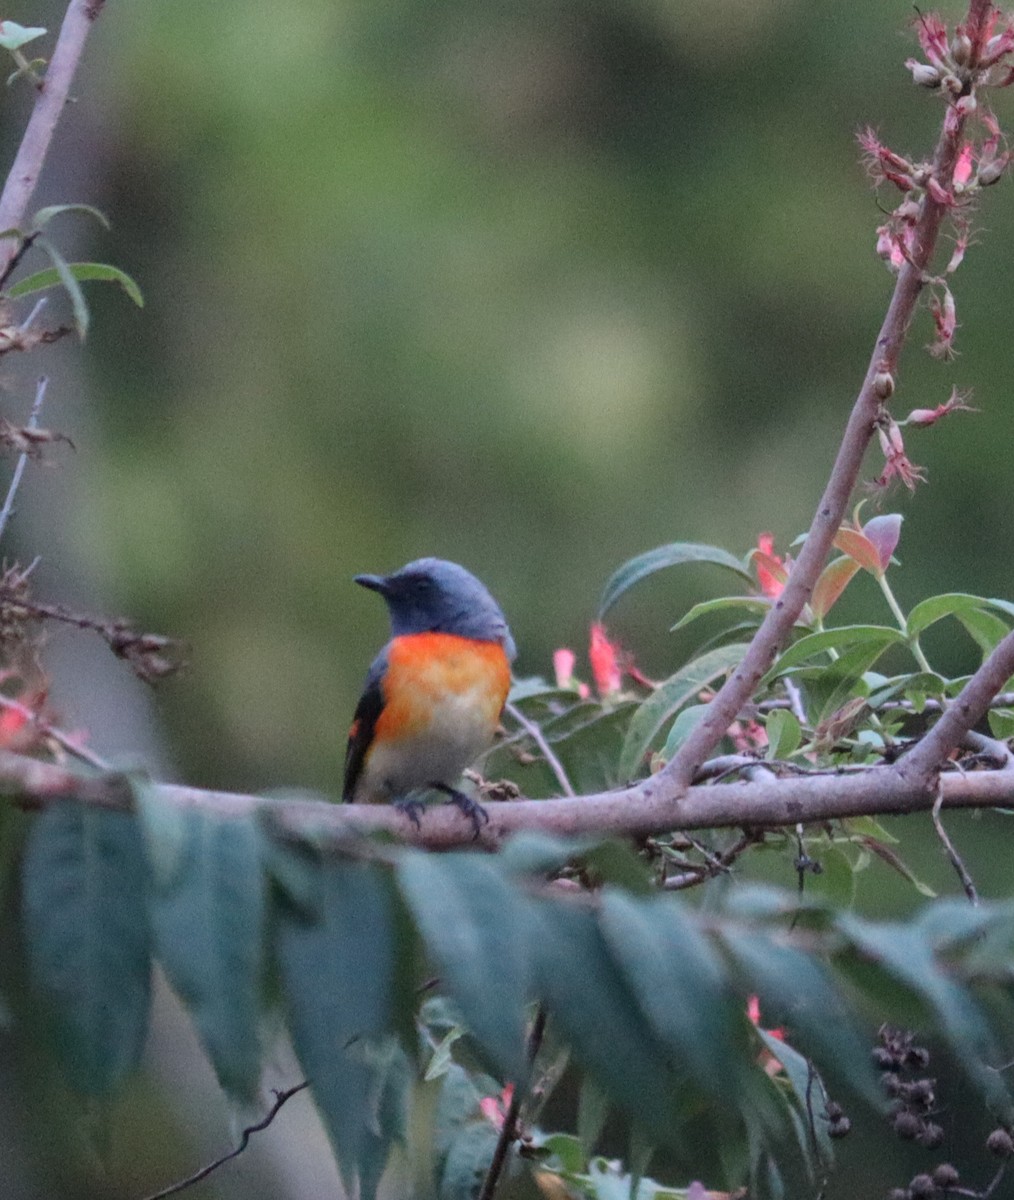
xmin=355 ymin=557 xmax=516 ymax=660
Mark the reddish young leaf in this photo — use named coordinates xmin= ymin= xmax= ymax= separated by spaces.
xmin=862 ymin=514 xmax=903 ymax=574
xmin=811 ymin=556 xmax=861 ymax=621
xmin=832 ymin=528 xmax=882 ymax=574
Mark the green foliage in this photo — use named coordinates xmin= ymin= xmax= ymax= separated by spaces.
xmin=598 ymin=543 xmax=754 ymax=620
xmin=21 ymin=803 xmax=150 ymax=1096
xmin=13 ymin=793 xmax=1014 ymax=1197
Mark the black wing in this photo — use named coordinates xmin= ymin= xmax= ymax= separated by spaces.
xmin=342 ymin=652 xmax=387 ymax=802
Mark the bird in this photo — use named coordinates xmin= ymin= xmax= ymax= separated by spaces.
xmin=342 ymin=557 xmax=516 ymax=834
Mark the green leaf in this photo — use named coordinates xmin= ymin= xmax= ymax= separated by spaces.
xmin=757 ymin=1029 xmax=833 ymax=1174
xmin=657 ymin=703 xmax=708 ymax=761
xmin=987 ymin=597 xmax=1014 ymax=621
xmin=440 ymin=1121 xmax=500 ymax=1200
xmin=544 ymin=1131 xmax=589 ymax=1174
xmin=906 ymin=593 xmax=993 ymax=638
xmin=865 ymin=672 xmax=947 ymax=709
xmin=0 ymin=21 xmax=46 ymax=50
xmin=31 ymin=203 xmax=110 ymax=233
xmin=576 ymin=1079 xmax=608 ymax=1157
xmin=618 ymin=642 xmax=750 ymax=781
xmin=766 ymin=626 xmax=905 ymax=680
xmin=398 ymin=851 xmax=532 ymax=1082
xmin=857 ymin=838 xmax=936 ymax=898
xmin=498 ymin=830 xmax=593 ymax=877
xmin=21 ymin=804 xmax=151 ymax=1095
xmin=434 ymin=1058 xmax=499 ymax=1157
xmin=989 ymin=709 xmax=1014 ymax=740
xmin=838 ymin=916 xmax=1008 ymax=1112
xmin=581 ymin=840 xmax=655 ymax=895
xmin=7 ymin=260 xmax=144 ymax=310
xmin=765 ymin=709 xmax=802 ymax=760
xmin=34 ymin=237 xmax=89 ymax=336
xmin=720 ymin=927 xmax=881 ymax=1106
xmin=599 ymin=891 xmax=747 ymax=1102
xmin=958 ymin=607 xmax=1011 ymax=656
xmin=135 ymin=785 xmax=266 ymax=1103
xmin=801 ymin=844 xmax=856 ymax=909
xmin=275 ymin=858 xmax=397 ymax=1191
xmin=531 ymin=900 xmax=680 ymax=1144
xmin=670 ymin=595 xmax=770 ymax=633
xmin=359 ymin=1040 xmax=412 ymax=1200
xmin=598 ymin=543 xmax=754 ymax=618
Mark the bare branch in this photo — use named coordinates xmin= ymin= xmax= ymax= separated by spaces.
xmin=504 ymin=701 xmax=575 ymax=797
xmin=932 ymin=788 xmax=978 ymax=905
xmin=663 ymin=1 xmax=992 ymax=790
xmin=896 ymin=628 xmax=1014 ymax=787
xmin=139 ymin=1081 xmax=309 ymax=1200
xmin=0 ymin=0 xmax=105 ymax=275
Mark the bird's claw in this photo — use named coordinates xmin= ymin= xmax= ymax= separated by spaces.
xmin=395 ymin=798 xmax=426 ymax=830
xmin=431 ymin=783 xmax=489 ymax=839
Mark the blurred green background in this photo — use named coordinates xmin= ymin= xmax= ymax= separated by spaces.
xmin=2 ymin=0 xmax=1014 ymax=1196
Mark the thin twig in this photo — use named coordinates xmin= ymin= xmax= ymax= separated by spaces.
xmin=0 ymin=376 xmax=46 ymax=545
xmin=138 ymin=1081 xmax=310 ymax=1200
xmin=932 ymin=787 xmax=979 ymax=905
xmin=0 ymin=691 xmax=107 ymax=768
xmin=0 ymin=0 xmax=105 ymax=277
xmin=478 ymin=1006 xmax=547 ymax=1200
xmin=504 ymin=701 xmax=575 ymax=797
xmin=18 ymin=296 xmax=47 ymax=331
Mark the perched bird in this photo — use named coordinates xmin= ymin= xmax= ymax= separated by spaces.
xmin=343 ymin=557 xmax=516 ymax=833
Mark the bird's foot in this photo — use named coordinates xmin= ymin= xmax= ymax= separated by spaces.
xmin=431 ymin=783 xmax=489 ymax=839
xmin=395 ymin=797 xmax=426 ymax=831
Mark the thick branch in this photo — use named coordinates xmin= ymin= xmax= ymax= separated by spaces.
xmin=896 ymin=627 xmax=1014 ymax=786
xmin=4 ymin=748 xmax=1013 ymax=850
xmin=663 ymin=6 xmax=983 ymax=790
xmin=0 ymin=0 xmax=103 ymax=270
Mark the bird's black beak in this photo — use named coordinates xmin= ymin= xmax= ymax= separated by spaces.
xmin=354 ymin=573 xmax=388 ymax=594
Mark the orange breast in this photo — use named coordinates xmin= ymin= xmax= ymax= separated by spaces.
xmin=374 ymin=632 xmax=511 ymax=744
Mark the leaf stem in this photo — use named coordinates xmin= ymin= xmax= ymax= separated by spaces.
xmin=877 ymin=573 xmax=933 ymax=674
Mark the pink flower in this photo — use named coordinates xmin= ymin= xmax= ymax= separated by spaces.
xmin=914 ymin=11 xmax=950 ymax=71
xmin=479 ymin=1084 xmax=514 ymax=1130
xmin=904 ymin=386 xmax=976 ymax=427
xmin=873 ymin=421 xmax=927 ymax=492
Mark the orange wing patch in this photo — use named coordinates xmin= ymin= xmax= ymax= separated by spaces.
xmin=374 ymin=633 xmax=511 ymax=743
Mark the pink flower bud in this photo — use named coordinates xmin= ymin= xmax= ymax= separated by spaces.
xmin=553 ymin=648 xmax=576 ymax=688
xmin=953 ymin=143 xmax=974 ymax=185
xmin=906 ymin=58 xmax=941 ymax=87
xmin=978 ymin=154 xmax=1009 ymax=186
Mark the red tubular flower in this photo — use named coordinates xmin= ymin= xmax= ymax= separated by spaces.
xmin=589 ymin=623 xmax=623 ymax=696
xmin=754 ymin=533 xmax=787 ymax=599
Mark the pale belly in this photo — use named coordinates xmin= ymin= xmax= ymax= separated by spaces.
xmin=355 ymin=683 xmax=500 ymax=802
